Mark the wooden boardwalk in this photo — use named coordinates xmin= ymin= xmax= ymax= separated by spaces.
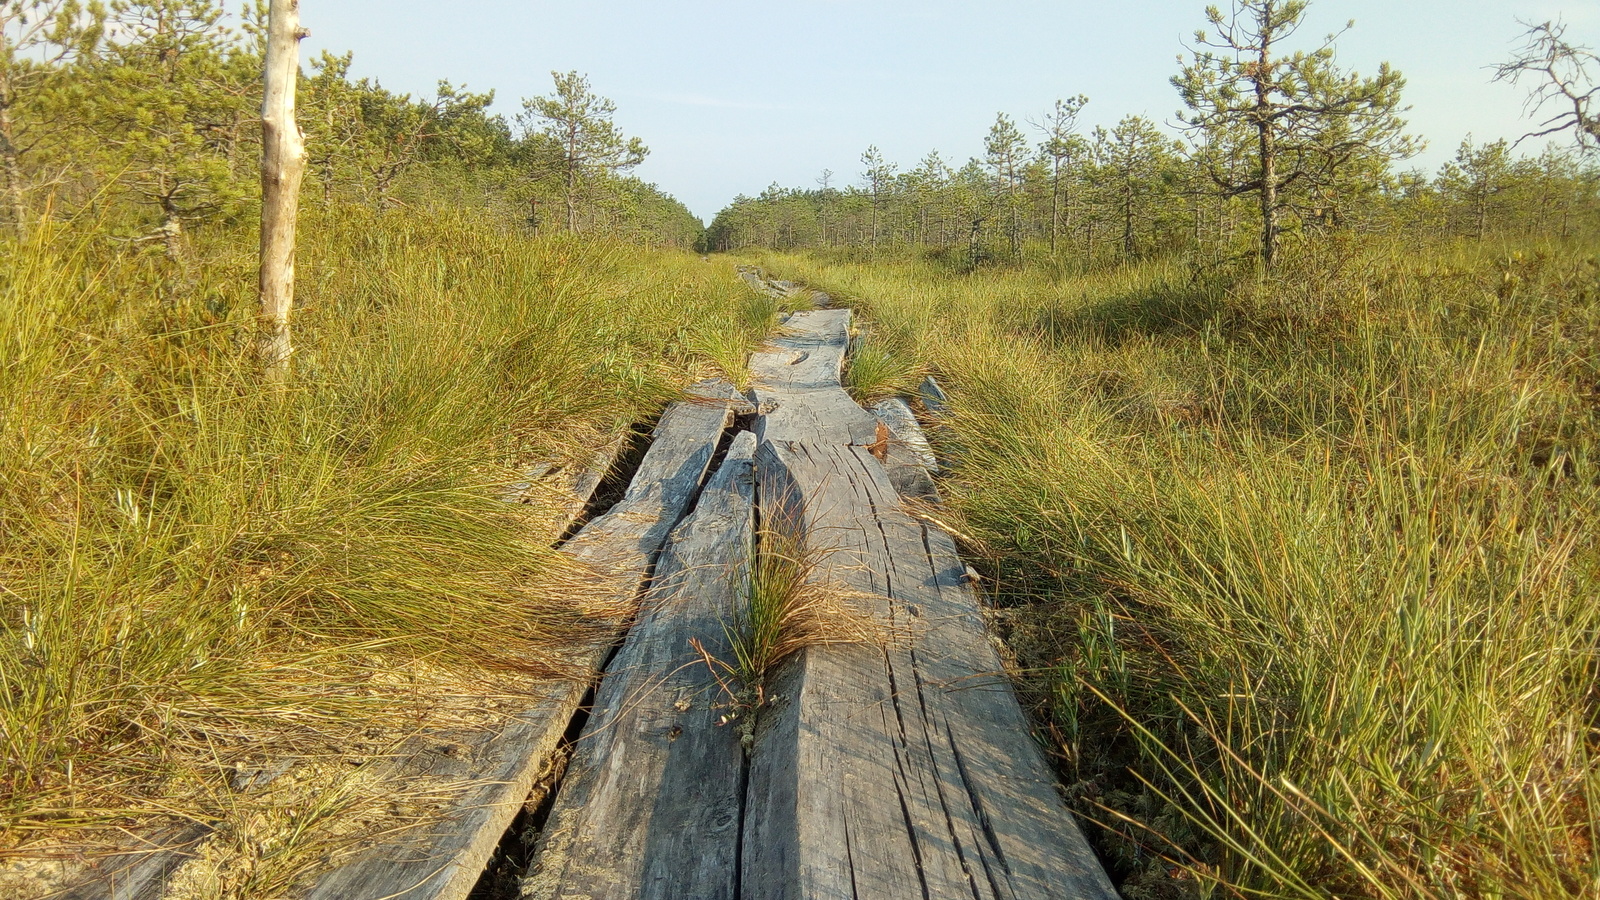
xmin=54 ymin=298 xmax=1115 ymax=900
xmin=528 ymin=307 xmax=1115 ymax=899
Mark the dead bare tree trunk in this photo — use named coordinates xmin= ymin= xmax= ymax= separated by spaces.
xmin=259 ymin=0 xmax=307 ymax=382
xmin=1255 ymin=30 xmax=1279 ymax=271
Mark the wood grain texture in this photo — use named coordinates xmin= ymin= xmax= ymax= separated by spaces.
xmin=304 ymin=382 xmax=736 ymax=900
xmin=750 ymin=308 xmax=879 ymax=448
xmin=47 ymin=825 xmax=212 ymax=900
xmin=522 ymin=431 xmax=757 ymax=900
xmin=742 ymin=311 xmax=1116 ymax=900
xmin=870 ymin=396 xmax=940 ymax=502
xmin=870 ymin=397 xmax=938 ymax=472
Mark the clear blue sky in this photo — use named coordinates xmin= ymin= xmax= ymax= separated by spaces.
xmin=300 ymin=1 xmax=1596 ymax=223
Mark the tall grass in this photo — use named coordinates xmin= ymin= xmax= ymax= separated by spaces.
xmin=842 ymin=335 xmax=923 ymax=402
xmin=714 ymin=492 xmax=878 ymax=753
xmin=0 ymin=204 xmax=774 ymax=852
xmin=725 ymin=496 xmax=816 ymax=707
xmin=751 ymin=238 xmax=1600 ymax=899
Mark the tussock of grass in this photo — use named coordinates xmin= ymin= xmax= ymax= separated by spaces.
xmin=749 ymin=237 xmax=1600 ymax=898
xmin=726 ymin=497 xmax=815 ymax=700
xmin=690 ymin=285 xmax=781 ymax=390
xmin=843 ymin=336 xmax=924 ymax=402
xmin=0 ymin=202 xmax=770 ymax=885
xmin=707 ymin=494 xmax=877 ymax=750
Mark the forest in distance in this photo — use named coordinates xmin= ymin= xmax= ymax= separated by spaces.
xmin=1 ymin=0 xmax=1599 ymax=898
xmin=0 ymin=0 xmax=701 ymax=250
xmin=706 ymin=28 xmax=1599 ymax=264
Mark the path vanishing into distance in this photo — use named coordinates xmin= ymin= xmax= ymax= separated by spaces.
xmin=61 ymin=274 xmax=1117 ymax=900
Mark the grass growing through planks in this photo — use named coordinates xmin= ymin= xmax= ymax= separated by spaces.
xmin=749 ymin=237 xmax=1600 ymax=899
xmin=0 ymin=201 xmax=778 ymax=890
xmin=704 ymin=492 xmax=877 ymax=752
xmin=726 ymin=496 xmax=814 ymax=708
xmin=697 ymin=496 xmax=815 ymax=751
xmin=842 ymin=333 xmax=924 ymax=402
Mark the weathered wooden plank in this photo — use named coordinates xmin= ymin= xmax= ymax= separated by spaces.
xmin=738 ymin=268 xmax=768 ymax=293
xmin=559 ymin=381 xmax=737 ymax=572
xmin=37 ymin=825 xmax=211 ymax=900
xmin=505 ymin=435 xmax=623 ymax=525
xmin=870 ymin=397 xmax=937 ymax=472
xmin=523 ymin=431 xmax=757 ymax=900
xmin=919 ymin=374 xmax=951 ymax=414
xmin=297 ymin=381 xmax=737 ymax=900
xmin=870 ymin=396 xmax=941 ymax=502
xmin=742 ymin=311 xmax=1115 ymax=900
xmin=751 ymin=308 xmax=879 ymax=448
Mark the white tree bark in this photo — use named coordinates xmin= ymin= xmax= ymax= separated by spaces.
xmin=259 ymin=0 xmax=307 ymax=381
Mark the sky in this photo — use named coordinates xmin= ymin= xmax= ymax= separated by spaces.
xmin=299 ymin=1 xmax=1597 ymax=223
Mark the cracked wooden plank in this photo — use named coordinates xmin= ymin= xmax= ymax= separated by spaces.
xmin=302 ymin=381 xmax=737 ymax=900
xmin=522 ymin=431 xmax=756 ymax=900
xmin=870 ymin=396 xmax=940 ymax=502
xmin=743 ymin=310 xmax=1115 ymax=900
xmin=754 ymin=308 xmax=880 ymax=449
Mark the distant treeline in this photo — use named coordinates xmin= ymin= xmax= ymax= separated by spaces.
xmin=706 ymin=4 xmax=1600 ymax=268
xmin=707 ymin=126 xmax=1599 ymax=264
xmin=2 ymin=1 xmax=700 ymax=251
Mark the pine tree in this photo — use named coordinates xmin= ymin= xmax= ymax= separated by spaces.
xmin=519 ymin=70 xmax=645 ymax=232
xmin=859 ymin=144 xmax=895 ymax=254
xmin=1172 ymin=0 xmax=1416 ymax=268
xmin=1438 ymin=137 xmax=1514 ymax=239
xmin=908 ymin=150 xmax=949 ymax=246
xmin=0 ymin=0 xmax=102 ymax=236
xmin=1093 ymin=115 xmax=1181 ymax=259
xmin=984 ymin=113 xmax=1028 ymax=258
xmin=1032 ymin=95 xmax=1087 ymax=254
xmin=257 ymin=0 xmax=302 ymax=381
xmin=91 ymin=0 xmax=249 ymax=257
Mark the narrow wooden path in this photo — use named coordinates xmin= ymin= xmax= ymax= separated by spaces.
xmin=55 ymin=287 xmax=1116 ymax=900
xmin=308 ymin=381 xmax=740 ymax=900
xmin=527 ymin=305 xmax=1115 ymax=899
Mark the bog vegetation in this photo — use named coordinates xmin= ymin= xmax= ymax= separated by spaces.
xmin=0 ymin=0 xmax=773 ymax=880
xmin=732 ymin=5 xmax=1600 ymax=897
xmin=756 ymin=241 xmax=1600 ymax=899
xmin=3 ymin=0 xmax=1599 ymax=898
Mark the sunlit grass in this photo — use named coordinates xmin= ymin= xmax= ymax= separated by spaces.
xmin=0 ymin=202 xmax=774 ymax=868
xmin=842 ymin=334 xmax=923 ymax=402
xmin=749 ymin=237 xmax=1600 ymax=899
xmin=725 ymin=495 xmax=815 ymax=703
